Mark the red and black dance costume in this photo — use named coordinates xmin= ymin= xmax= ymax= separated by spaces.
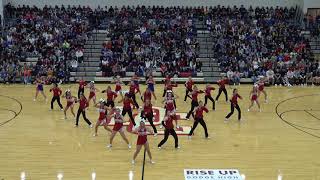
xmin=76 ymin=97 xmax=92 ymax=126
xmin=128 ymin=83 xmax=140 ymax=109
xmin=164 ymin=83 xmax=178 ymax=108
xmin=141 ymin=103 xmax=157 ymax=134
xmin=251 ymin=88 xmax=258 ymax=101
xmin=188 ymin=106 xmax=209 ymax=138
xmin=50 ymin=87 xmax=63 ymax=110
xmin=184 ymin=79 xmax=194 ymax=101
xmin=78 ymin=80 xmax=87 ymax=98
xmin=65 ymin=94 xmax=75 ymax=108
xmin=258 ymin=82 xmax=264 ymax=91
xmin=142 ymin=89 xmax=152 ymax=103
xmin=122 ymin=96 xmax=136 ymax=126
xmin=137 ymin=126 xmax=148 ymax=145
xmin=97 ymin=107 xmax=108 ymax=125
xmin=225 ymin=93 xmax=242 ymax=120
xmin=215 ymin=79 xmax=228 ymax=101
xmin=103 ymin=90 xmax=117 ymax=108
xmin=113 ymin=113 xmax=124 ymax=132
xmin=158 ymin=115 xmax=179 ymax=148
xmin=186 ymin=90 xmax=204 ymax=119
xmin=204 ymin=86 xmax=216 ymax=110
xmin=162 ymin=76 xmax=172 ymax=97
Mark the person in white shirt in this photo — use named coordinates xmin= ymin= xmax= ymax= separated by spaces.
xmin=226 ymin=69 xmax=234 ymax=80
xmin=75 ymin=49 xmax=84 ymax=63
xmin=71 ymin=59 xmax=78 ymax=71
xmin=285 ymin=70 xmax=294 ymax=86
xmin=266 ymin=69 xmax=275 ymax=85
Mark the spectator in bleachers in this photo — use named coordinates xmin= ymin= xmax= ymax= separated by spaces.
xmin=75 ymin=48 xmax=84 ymax=63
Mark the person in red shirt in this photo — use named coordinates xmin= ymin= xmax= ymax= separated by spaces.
xmin=158 ymin=111 xmax=179 ymax=149
xmin=225 ymin=89 xmax=242 ymax=122
xmin=119 ymin=93 xmax=136 ymax=126
xmin=107 ymin=108 xmax=131 ymax=149
xmin=101 ymin=86 xmax=117 ymax=108
xmin=188 ymin=100 xmax=209 ymax=139
xmin=75 ymin=93 xmax=92 ymax=127
xmin=128 ymin=81 xmax=140 ymax=109
xmin=164 ymin=81 xmax=178 ymax=109
xmin=184 ymin=76 xmax=194 ymax=101
xmin=204 ymin=84 xmax=216 ymax=110
xmin=142 ymin=88 xmax=152 ymax=103
xmin=248 ymin=85 xmax=261 ymax=112
xmin=87 ymin=81 xmax=99 ymax=106
xmin=93 ymin=99 xmax=112 ymax=137
xmin=49 ymin=83 xmax=63 ymax=110
xmin=132 ymin=121 xmax=155 ymax=164
xmin=77 ymin=77 xmax=87 ymax=99
xmin=215 ymin=77 xmax=229 ymax=102
xmin=163 ymin=91 xmax=179 ymax=129
xmin=141 ymin=99 xmax=157 ymax=135
xmin=62 ymin=90 xmax=76 ymax=119
xmin=162 ymin=75 xmax=172 ymax=97
xmin=186 ymin=86 xmax=204 ymax=119
xmin=258 ymin=78 xmax=268 ymax=103
xmin=112 ymin=75 xmax=123 ymax=100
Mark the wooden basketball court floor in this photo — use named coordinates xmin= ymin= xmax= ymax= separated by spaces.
xmin=0 ymin=84 xmax=319 ymax=180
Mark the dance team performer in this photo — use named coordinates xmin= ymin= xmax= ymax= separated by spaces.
xmin=248 ymin=85 xmax=261 ymax=112
xmin=78 ymin=77 xmax=87 ymax=99
xmin=62 ymin=90 xmax=76 ymax=119
xmin=132 ymin=121 xmax=155 ymax=164
xmin=141 ymin=99 xmax=158 ymax=136
xmin=131 ymin=74 xmax=141 ymax=96
xmin=113 ymin=75 xmax=124 ymax=99
xmin=163 ymin=91 xmax=179 ymax=129
xmin=49 ymin=83 xmax=63 ymax=110
xmin=75 ymin=93 xmax=93 ymax=128
xmin=101 ymin=86 xmax=117 ymax=108
xmin=33 ymin=77 xmax=47 ymax=101
xmin=225 ymin=89 xmax=242 ymax=122
xmin=162 ymin=74 xmax=172 ymax=97
xmin=119 ymin=93 xmax=136 ymax=126
xmin=188 ymin=100 xmax=209 ymax=139
xmin=258 ymin=78 xmax=268 ymax=103
xmin=184 ymin=76 xmax=194 ymax=101
xmin=87 ymin=81 xmax=99 ymax=106
xmin=93 ymin=99 xmax=112 ymax=137
xmin=128 ymin=81 xmax=140 ymax=109
xmin=164 ymin=80 xmax=178 ymax=109
xmin=158 ymin=111 xmax=180 ymax=149
xmin=186 ymin=86 xmax=204 ymax=120
xmin=107 ymin=108 xmax=131 ymax=149
xmin=204 ymin=84 xmax=216 ymax=110
xmin=146 ymin=75 xmax=157 ymax=100
xmin=215 ymin=77 xmax=229 ymax=102
xmin=142 ymin=87 xmax=152 ymax=103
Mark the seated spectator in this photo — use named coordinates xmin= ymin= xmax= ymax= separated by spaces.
xmin=266 ymin=69 xmax=275 ymax=85
xmin=75 ymin=48 xmax=84 ymax=63
xmin=232 ymin=71 xmax=241 ymax=85
xmin=226 ymin=69 xmax=234 ymax=83
xmin=286 ymin=69 xmax=295 ymax=85
xmin=70 ymin=59 xmax=78 ymax=72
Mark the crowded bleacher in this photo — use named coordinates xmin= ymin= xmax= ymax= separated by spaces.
xmin=208 ymin=5 xmax=319 ymax=85
xmin=0 ymin=4 xmax=319 ymax=85
xmin=99 ymin=6 xmax=202 ymax=78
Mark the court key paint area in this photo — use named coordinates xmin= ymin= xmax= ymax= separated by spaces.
xmin=0 ymin=84 xmax=319 ymax=180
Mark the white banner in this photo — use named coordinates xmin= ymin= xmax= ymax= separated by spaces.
xmin=184 ymin=169 xmax=243 ymax=180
